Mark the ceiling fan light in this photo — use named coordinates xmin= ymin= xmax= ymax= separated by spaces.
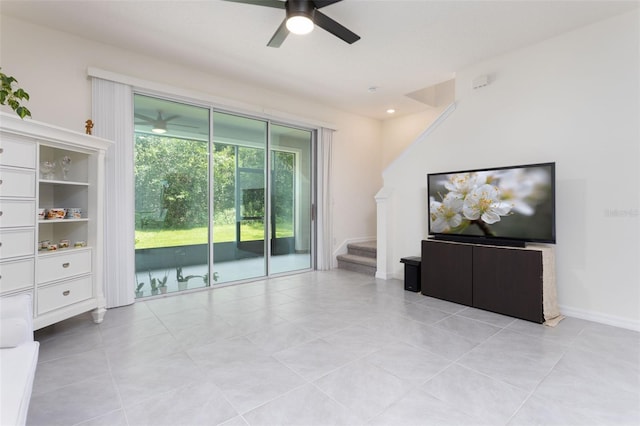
xmin=152 ymin=125 xmax=167 ymax=134
xmin=286 ymin=15 xmax=314 ymax=35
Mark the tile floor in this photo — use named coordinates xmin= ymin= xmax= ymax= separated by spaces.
xmin=28 ymin=269 xmax=640 ymax=426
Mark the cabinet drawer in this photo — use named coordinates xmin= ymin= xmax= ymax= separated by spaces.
xmin=37 ymin=249 xmax=91 ymax=284
xmin=0 ymin=137 xmax=36 ymax=169
xmin=0 ymin=228 xmax=35 ymax=259
xmin=37 ymin=275 xmax=92 ymax=314
xmin=0 ymin=167 xmax=36 ymax=198
xmin=0 ymin=200 xmax=36 ymax=228
xmin=0 ymin=258 xmax=35 ymax=294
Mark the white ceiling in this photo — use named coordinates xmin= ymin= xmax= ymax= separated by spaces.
xmin=1 ymin=0 xmax=638 ymax=120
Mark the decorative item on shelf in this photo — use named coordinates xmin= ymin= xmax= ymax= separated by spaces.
xmin=38 ymin=208 xmax=46 ymax=220
xmin=47 ymin=208 xmax=66 ymax=219
xmin=85 ymin=119 xmax=93 ymax=135
xmin=60 ymin=155 xmax=71 ymax=180
xmin=74 ymin=241 xmax=86 ymax=248
xmin=59 ymin=239 xmax=70 ymax=249
xmin=40 ymin=161 xmax=56 ymax=180
xmin=66 ymin=208 xmax=82 ymax=219
xmin=47 ymin=244 xmax=58 ymax=251
xmin=39 ymin=240 xmax=50 ymax=251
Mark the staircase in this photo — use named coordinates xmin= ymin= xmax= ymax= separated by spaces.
xmin=337 ymin=240 xmax=377 ymax=275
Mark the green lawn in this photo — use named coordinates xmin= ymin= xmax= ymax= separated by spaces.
xmin=135 ymin=222 xmax=293 ymax=249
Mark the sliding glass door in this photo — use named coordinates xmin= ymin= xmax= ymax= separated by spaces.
xmin=133 ymin=95 xmax=313 ymax=297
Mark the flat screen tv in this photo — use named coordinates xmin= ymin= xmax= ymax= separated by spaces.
xmin=427 ymin=162 xmax=555 ymax=247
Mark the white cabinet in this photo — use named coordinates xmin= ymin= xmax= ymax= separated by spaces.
xmin=0 ymin=112 xmax=112 ymax=330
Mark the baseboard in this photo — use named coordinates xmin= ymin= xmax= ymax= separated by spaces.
xmin=375 ymin=270 xmax=403 ymax=280
xmin=375 ymin=271 xmax=391 ymax=279
xmin=558 ymin=304 xmax=640 ymax=332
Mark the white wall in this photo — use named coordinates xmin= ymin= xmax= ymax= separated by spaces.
xmin=0 ymin=14 xmax=383 ymax=259
xmin=381 ymin=106 xmax=448 ymax=170
xmin=382 ymin=11 xmax=640 ymax=329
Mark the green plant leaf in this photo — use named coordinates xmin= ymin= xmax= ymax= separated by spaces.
xmin=14 ymin=88 xmax=29 ymax=100
xmin=1 ymin=75 xmax=16 ymax=86
xmin=16 ymin=106 xmax=31 ymax=118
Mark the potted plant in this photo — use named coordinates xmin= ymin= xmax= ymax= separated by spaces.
xmin=135 ymin=282 xmax=144 ymax=298
xmin=176 ymin=266 xmax=195 ymax=291
xmin=134 ymin=275 xmax=145 ymax=298
xmin=148 ymin=271 xmax=159 ymax=296
xmin=157 ymin=271 xmax=168 ymax=294
xmin=0 ymin=68 xmax=31 ymax=118
xmin=202 ymin=272 xmax=220 ymax=287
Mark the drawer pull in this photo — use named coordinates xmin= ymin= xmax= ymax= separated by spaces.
xmin=0 ymin=211 xmax=3 ymax=217
xmin=63 ymin=290 xmax=70 ymax=296
xmin=62 ymin=262 xmax=70 ymax=268
xmin=0 ymin=179 xmax=3 ymax=185
xmin=0 ymin=148 xmax=3 ymax=154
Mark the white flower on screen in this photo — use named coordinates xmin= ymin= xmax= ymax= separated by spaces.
xmin=430 ymin=193 xmax=464 ymax=232
xmin=498 ymin=169 xmax=550 ymax=215
xmin=462 ymin=184 xmax=513 ymax=224
xmin=444 ymin=173 xmax=479 ymax=199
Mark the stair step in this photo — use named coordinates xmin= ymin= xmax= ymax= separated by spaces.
xmin=337 ymin=253 xmax=377 ymax=267
xmin=347 ymin=240 xmax=377 ymax=259
xmin=337 ymin=255 xmax=377 ymax=276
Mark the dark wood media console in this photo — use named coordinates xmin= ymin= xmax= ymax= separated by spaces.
xmin=421 ymin=239 xmax=559 ymax=323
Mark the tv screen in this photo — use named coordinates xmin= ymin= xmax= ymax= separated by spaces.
xmin=427 ymin=162 xmax=555 ymax=246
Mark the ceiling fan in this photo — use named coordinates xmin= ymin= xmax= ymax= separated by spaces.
xmin=134 ymin=111 xmax=203 ymax=134
xmin=224 ymin=0 xmax=360 ymax=47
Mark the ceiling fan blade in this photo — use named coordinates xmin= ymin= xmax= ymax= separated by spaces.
xmin=163 ymin=115 xmax=180 ymax=122
xmin=313 ymin=9 xmax=360 ymax=44
xmin=134 ymin=113 xmax=154 ymax=122
xmin=173 ymin=123 xmax=200 ymax=129
xmin=314 ymin=0 xmax=343 ymax=9
xmin=222 ymin=0 xmax=285 ymax=9
xmin=268 ymin=18 xmax=289 ymax=47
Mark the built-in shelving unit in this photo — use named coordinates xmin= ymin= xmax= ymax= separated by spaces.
xmin=0 ymin=112 xmax=112 ymax=329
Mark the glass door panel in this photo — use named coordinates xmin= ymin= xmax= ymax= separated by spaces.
xmin=212 ymin=112 xmax=267 ymax=283
xmin=133 ymin=94 xmax=210 ymax=297
xmin=270 ymin=124 xmax=313 ymax=274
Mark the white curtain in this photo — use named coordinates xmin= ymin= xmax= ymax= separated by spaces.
xmin=316 ymin=128 xmax=333 ymax=270
xmin=91 ymin=78 xmax=135 ymax=308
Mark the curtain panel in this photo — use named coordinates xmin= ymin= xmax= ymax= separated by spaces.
xmin=91 ymin=78 xmax=135 ymax=308
xmin=316 ymin=128 xmax=333 ymax=270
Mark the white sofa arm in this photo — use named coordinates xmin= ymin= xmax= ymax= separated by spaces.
xmin=0 ymin=294 xmax=34 ymax=347
xmin=0 ymin=294 xmax=39 ymax=426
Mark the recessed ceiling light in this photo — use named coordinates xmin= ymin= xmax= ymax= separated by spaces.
xmin=368 ymin=86 xmax=378 ymax=93
xmin=386 ymin=108 xmax=396 ymax=114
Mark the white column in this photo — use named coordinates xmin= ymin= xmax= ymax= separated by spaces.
xmin=375 ymin=186 xmax=394 ymax=279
